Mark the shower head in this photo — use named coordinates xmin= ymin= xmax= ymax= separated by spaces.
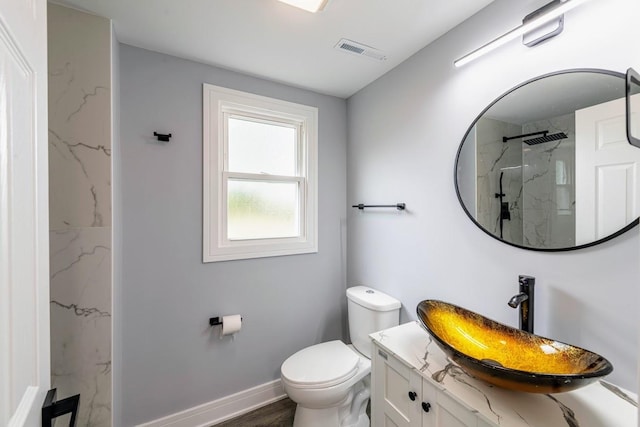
xmin=523 ymin=132 xmax=568 ymax=145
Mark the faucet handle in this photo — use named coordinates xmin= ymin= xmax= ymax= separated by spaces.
xmin=519 ymin=275 xmax=535 ymax=286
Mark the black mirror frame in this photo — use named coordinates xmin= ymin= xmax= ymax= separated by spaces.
xmin=454 ymin=68 xmax=639 ymax=252
xmin=626 ymin=68 xmax=640 ymax=148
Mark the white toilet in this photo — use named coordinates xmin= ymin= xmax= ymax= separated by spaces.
xmin=281 ymin=286 xmax=401 ymax=427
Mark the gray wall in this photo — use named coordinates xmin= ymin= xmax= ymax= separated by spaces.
xmin=347 ymin=0 xmax=640 ymax=392
xmin=119 ymin=45 xmax=347 ymax=426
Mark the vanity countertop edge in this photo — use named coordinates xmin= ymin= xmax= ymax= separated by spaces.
xmin=370 ymin=321 xmax=637 ymax=427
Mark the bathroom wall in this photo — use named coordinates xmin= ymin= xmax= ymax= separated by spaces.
xmin=118 ymin=45 xmax=347 ymax=425
xmin=347 ymin=0 xmax=640 ymax=392
xmin=48 ymin=4 xmax=113 ymax=426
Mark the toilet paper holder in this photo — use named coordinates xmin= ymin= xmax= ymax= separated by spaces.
xmin=209 ymin=316 xmax=242 ymax=326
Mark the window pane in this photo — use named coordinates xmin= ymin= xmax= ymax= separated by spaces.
xmin=228 ymin=117 xmax=297 ymax=176
xmin=228 ymin=180 xmax=300 ymax=240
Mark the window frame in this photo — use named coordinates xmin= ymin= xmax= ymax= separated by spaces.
xmin=203 ymin=84 xmax=318 ymax=262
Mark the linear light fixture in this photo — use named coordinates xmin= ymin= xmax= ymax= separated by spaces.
xmin=277 ymin=0 xmax=328 ymax=13
xmin=454 ymin=0 xmax=592 ymax=67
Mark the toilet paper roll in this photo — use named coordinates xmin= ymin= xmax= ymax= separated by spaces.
xmin=221 ymin=314 xmax=242 ymax=337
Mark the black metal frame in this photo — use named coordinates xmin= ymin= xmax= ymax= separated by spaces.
xmin=352 ymin=203 xmax=406 ymax=211
xmin=42 ymin=388 xmax=80 ymax=427
xmin=626 ymin=68 xmax=640 ymax=148
xmin=454 ymin=68 xmax=639 ymax=252
xmin=502 ymin=131 xmax=548 ymax=143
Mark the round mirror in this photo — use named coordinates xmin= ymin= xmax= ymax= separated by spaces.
xmin=455 ymin=69 xmax=639 ymax=251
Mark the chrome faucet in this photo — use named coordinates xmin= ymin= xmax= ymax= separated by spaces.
xmin=507 ymin=275 xmax=535 ymax=334
xmin=508 ymin=292 xmax=528 ymax=307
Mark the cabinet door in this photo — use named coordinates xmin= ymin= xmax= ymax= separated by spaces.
xmin=418 ymin=373 xmax=437 ymax=427
xmin=422 ymin=379 xmax=480 ymax=427
xmin=435 ymin=392 xmax=477 ymax=427
xmin=476 ymin=418 xmax=494 ymax=427
xmin=372 ymin=347 xmax=422 ymax=427
xmin=371 ymin=346 xmax=496 ymax=427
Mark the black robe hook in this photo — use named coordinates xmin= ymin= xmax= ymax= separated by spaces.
xmin=154 ymin=132 xmax=172 ymax=142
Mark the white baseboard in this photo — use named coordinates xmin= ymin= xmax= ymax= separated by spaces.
xmin=137 ymin=379 xmax=287 ymax=427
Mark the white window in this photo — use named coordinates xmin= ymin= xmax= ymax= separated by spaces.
xmin=203 ymin=84 xmax=318 ymax=262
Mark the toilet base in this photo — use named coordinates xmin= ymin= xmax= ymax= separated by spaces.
xmin=292 ymin=405 xmax=369 ymax=427
xmin=291 ymin=381 xmax=370 ymax=427
xmin=293 ymin=405 xmax=340 ymax=427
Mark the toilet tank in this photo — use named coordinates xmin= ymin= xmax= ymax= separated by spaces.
xmin=347 ymin=286 xmax=401 ymax=359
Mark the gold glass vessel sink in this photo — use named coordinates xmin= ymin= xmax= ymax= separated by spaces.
xmin=417 ymin=300 xmax=613 ymax=393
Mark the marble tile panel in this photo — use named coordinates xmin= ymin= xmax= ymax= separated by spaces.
xmin=476 ymin=117 xmax=523 ymax=244
xmin=50 ymin=227 xmax=112 ymax=427
xmin=522 ymin=114 xmax=576 ymax=248
xmin=48 ymin=4 xmax=112 ymax=229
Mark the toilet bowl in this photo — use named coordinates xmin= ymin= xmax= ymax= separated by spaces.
xmin=281 ymin=341 xmax=371 ymax=427
xmin=280 ymin=286 xmax=401 ymax=427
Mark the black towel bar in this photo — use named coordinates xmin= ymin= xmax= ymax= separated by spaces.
xmin=352 ymin=203 xmax=406 ymax=210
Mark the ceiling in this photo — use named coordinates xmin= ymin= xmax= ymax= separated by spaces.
xmin=485 ymin=71 xmax=626 ymax=125
xmin=53 ymin=0 xmax=495 ymax=98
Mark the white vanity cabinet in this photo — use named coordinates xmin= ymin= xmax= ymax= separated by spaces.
xmin=370 ymin=322 xmax=638 ymax=427
xmin=372 ymin=343 xmax=494 ymax=427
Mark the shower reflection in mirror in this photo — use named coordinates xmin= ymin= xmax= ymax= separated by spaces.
xmin=472 ymin=116 xmax=575 ymax=248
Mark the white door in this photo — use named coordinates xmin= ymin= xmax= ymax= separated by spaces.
xmin=0 ymin=0 xmax=50 ymax=425
xmin=575 ymin=97 xmax=640 ymax=245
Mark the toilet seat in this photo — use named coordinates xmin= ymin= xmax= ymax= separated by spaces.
xmin=281 ymin=340 xmax=360 ymax=389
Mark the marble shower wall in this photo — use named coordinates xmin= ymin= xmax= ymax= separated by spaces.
xmin=48 ymin=5 xmax=112 ymax=427
xmin=522 ymin=113 xmax=576 ymax=248
xmin=476 ymin=117 xmax=524 ymax=244
xmin=474 ymin=114 xmax=576 ymax=249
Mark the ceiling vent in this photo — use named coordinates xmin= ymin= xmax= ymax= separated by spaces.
xmin=334 ymin=39 xmax=387 ymax=61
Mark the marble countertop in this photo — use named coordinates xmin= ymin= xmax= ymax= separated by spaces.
xmin=370 ymin=321 xmax=637 ymax=427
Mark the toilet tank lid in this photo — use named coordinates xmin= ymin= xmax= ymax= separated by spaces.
xmin=347 ymin=286 xmax=401 ymax=312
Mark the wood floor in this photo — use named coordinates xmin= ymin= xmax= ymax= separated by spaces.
xmin=214 ymin=397 xmax=371 ymax=426
xmin=214 ymin=398 xmax=296 ymax=427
